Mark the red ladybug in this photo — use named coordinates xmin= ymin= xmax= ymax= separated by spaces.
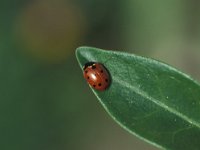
xmin=83 ymin=62 xmax=110 ymax=91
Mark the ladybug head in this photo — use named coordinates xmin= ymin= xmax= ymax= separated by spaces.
xmin=83 ymin=62 xmax=96 ymax=70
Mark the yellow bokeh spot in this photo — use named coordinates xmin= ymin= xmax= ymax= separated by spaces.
xmin=15 ymin=0 xmax=86 ymax=63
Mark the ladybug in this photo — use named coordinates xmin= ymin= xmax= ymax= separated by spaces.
xmin=83 ymin=62 xmax=111 ymax=91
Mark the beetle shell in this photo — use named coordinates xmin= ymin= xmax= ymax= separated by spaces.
xmin=83 ymin=62 xmax=110 ymax=91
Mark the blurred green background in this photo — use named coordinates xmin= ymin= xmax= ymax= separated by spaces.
xmin=1 ymin=0 xmax=200 ymax=150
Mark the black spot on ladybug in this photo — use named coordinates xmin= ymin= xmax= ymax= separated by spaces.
xmin=98 ymin=83 xmax=102 ymax=86
xmin=93 ymin=85 xmax=96 ymax=87
xmin=85 ymin=70 xmax=88 ymax=73
xmin=101 ymin=70 xmax=103 ymax=73
xmin=105 ymin=79 xmax=108 ymax=82
xmin=92 ymin=65 xmax=96 ymax=69
xmin=87 ymin=76 xmax=90 ymax=79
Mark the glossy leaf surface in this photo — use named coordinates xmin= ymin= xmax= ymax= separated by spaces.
xmin=76 ymin=46 xmax=200 ymax=150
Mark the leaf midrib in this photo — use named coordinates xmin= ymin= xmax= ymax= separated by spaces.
xmin=113 ymin=76 xmax=198 ymax=128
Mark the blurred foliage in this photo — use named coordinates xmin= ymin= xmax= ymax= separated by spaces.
xmin=0 ymin=0 xmax=200 ymax=150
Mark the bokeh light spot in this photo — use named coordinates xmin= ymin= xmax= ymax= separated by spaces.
xmin=15 ymin=0 xmax=86 ymax=63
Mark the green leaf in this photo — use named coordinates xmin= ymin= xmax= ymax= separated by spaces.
xmin=76 ymin=46 xmax=200 ymax=150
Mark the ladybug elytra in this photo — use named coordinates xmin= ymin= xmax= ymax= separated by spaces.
xmin=83 ymin=62 xmax=110 ymax=91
